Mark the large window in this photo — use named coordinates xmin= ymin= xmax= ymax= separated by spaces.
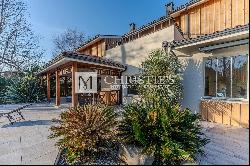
xmin=204 ymin=55 xmax=248 ymax=99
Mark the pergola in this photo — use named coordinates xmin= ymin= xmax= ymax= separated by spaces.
xmin=38 ymin=52 xmax=126 ymax=107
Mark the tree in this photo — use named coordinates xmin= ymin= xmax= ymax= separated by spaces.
xmin=52 ymin=28 xmax=87 ymax=57
xmin=138 ymin=49 xmax=183 ymax=105
xmin=0 ymin=0 xmax=44 ymax=72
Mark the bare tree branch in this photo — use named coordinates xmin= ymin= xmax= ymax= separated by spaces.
xmin=0 ymin=0 xmax=44 ymax=72
xmin=52 ymin=28 xmax=87 ymax=57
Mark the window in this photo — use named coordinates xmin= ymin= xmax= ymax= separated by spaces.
xmin=204 ymin=58 xmax=217 ymax=97
xmin=127 ymin=76 xmax=139 ymax=95
xmin=204 ymin=55 xmax=248 ymax=99
xmin=217 ymin=57 xmax=231 ymax=98
xmin=232 ymin=55 xmax=248 ymax=98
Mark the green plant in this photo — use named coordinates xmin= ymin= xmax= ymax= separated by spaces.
xmin=5 ymin=74 xmax=45 ymax=103
xmin=138 ymin=49 xmax=183 ymax=105
xmin=119 ymin=102 xmax=209 ymax=165
xmin=0 ymin=76 xmax=10 ymax=104
xmin=49 ymin=105 xmax=118 ymax=164
xmin=119 ymin=49 xmax=208 ymax=165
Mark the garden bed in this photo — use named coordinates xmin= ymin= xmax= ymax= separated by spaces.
xmin=55 ymin=143 xmax=125 ymax=165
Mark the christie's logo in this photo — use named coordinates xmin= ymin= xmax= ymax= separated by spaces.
xmin=75 ymin=72 xmax=97 ymax=93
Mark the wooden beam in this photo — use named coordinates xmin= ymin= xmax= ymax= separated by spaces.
xmin=72 ymin=62 xmax=78 ymax=107
xmin=55 ymin=70 xmax=61 ymax=106
xmin=46 ymin=73 xmax=51 ymax=101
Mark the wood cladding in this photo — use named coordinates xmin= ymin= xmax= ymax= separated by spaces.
xmin=78 ymin=40 xmax=105 ymax=57
xmin=175 ymin=0 xmax=249 ymax=38
xmin=200 ymin=100 xmax=249 ymax=128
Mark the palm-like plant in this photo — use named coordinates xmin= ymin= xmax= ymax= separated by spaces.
xmin=49 ymin=105 xmax=118 ymax=164
xmin=119 ymin=102 xmax=209 ymax=165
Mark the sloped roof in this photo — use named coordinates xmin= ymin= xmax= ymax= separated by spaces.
xmin=76 ymin=34 xmax=122 ymax=51
xmin=122 ymin=0 xmax=205 ymax=38
xmin=39 ymin=52 xmax=126 ymax=74
xmin=168 ymin=24 xmax=249 ymax=48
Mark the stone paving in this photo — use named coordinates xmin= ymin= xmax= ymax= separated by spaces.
xmin=198 ymin=122 xmax=249 ymax=165
xmin=0 ymin=103 xmax=249 ymax=165
xmin=0 ymin=103 xmax=64 ymax=165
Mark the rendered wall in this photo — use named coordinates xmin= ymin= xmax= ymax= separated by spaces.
xmin=105 ymin=25 xmax=178 ymax=101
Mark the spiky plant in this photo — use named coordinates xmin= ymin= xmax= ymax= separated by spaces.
xmin=49 ymin=104 xmax=118 ymax=164
xmin=119 ymin=102 xmax=209 ymax=165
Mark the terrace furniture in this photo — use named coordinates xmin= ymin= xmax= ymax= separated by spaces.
xmin=0 ymin=104 xmax=31 ymax=125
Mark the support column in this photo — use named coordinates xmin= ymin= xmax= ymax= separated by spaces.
xmin=46 ymin=73 xmax=51 ymax=102
xmin=56 ymin=70 xmax=61 ymax=106
xmin=119 ymin=74 xmax=123 ymax=105
xmin=64 ymin=76 xmax=68 ymax=96
xmin=72 ymin=62 xmax=78 ymax=107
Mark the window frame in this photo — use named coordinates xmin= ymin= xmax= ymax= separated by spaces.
xmin=203 ymin=54 xmax=249 ymax=101
xmin=126 ymin=75 xmax=139 ymax=96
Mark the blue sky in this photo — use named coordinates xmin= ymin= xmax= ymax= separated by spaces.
xmin=26 ymin=0 xmax=188 ymax=61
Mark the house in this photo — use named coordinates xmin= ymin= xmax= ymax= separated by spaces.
xmin=38 ymin=0 xmax=249 ymax=127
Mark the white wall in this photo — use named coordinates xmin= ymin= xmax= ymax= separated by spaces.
xmin=106 ymin=25 xmax=176 ymax=67
xmin=176 ymin=44 xmax=249 ymax=113
xmin=106 ymin=25 xmax=179 ymax=101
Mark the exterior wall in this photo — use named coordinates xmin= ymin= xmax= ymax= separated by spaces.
xmin=176 ymin=44 xmax=249 ymax=113
xmin=106 ymin=25 xmax=176 ymax=67
xmin=174 ymin=0 xmax=249 ymax=38
xmin=105 ymin=25 xmax=178 ymax=104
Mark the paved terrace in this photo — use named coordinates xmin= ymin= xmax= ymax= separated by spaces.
xmin=0 ymin=103 xmax=249 ymax=165
xmin=0 ymin=103 xmax=66 ymax=165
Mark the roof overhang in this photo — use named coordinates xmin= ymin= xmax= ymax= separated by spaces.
xmin=170 ymin=0 xmax=209 ymax=18
xmin=174 ymin=30 xmax=249 ymax=53
xmin=38 ymin=53 xmax=126 ymax=75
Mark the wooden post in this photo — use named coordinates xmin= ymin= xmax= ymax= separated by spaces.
xmin=72 ymin=62 xmax=78 ymax=107
xmin=64 ymin=76 xmax=68 ymax=96
xmin=119 ymin=74 xmax=123 ymax=105
xmin=46 ymin=73 xmax=51 ymax=102
xmin=56 ymin=70 xmax=61 ymax=106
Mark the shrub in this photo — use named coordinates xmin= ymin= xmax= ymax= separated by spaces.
xmin=5 ymin=74 xmax=45 ymax=103
xmin=49 ymin=105 xmax=118 ymax=164
xmin=138 ymin=49 xmax=183 ymax=105
xmin=0 ymin=76 xmax=10 ymax=104
xmin=119 ymin=102 xmax=209 ymax=165
xmin=119 ymin=49 xmax=209 ymax=164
